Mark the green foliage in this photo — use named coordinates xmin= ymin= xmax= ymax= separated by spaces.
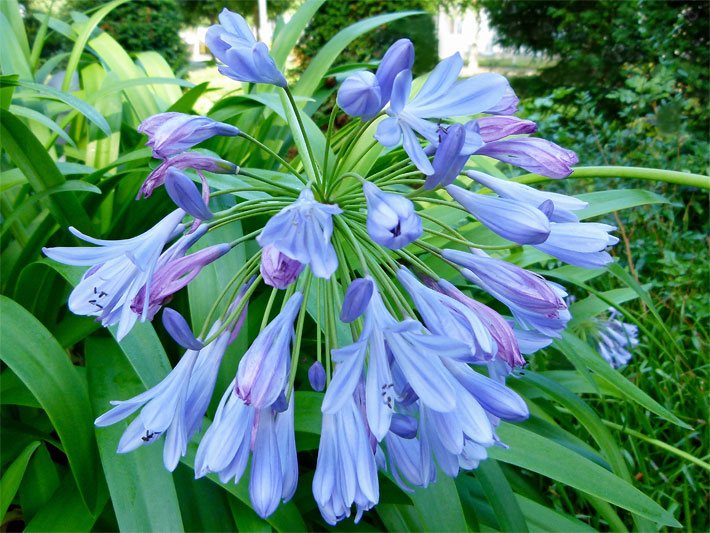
xmin=294 ymin=0 xmax=439 ymax=76
xmin=63 ymin=0 xmax=189 ymax=73
xmin=0 ymin=0 xmax=706 ymax=530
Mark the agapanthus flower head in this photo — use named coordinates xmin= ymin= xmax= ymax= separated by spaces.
xmin=363 ymin=181 xmax=422 ymax=249
xmin=257 ymin=188 xmax=342 ymax=279
xmin=594 ymin=308 xmax=639 ymax=368
xmin=206 ymin=8 xmax=287 ymax=87
xmin=139 ymin=112 xmax=240 ymax=160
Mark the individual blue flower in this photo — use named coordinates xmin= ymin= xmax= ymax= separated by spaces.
xmin=535 ymin=222 xmax=618 ymax=268
xmin=424 ymin=122 xmax=484 ymax=189
xmin=475 ymin=137 xmax=579 ymax=179
xmin=94 ymin=315 xmax=237 ymax=471
xmin=162 ymin=308 xmax=204 ymax=350
xmin=139 ymin=151 xmax=238 ymax=199
xmin=206 ymin=8 xmax=287 ymax=87
xmin=308 ymin=361 xmax=326 ymax=392
xmin=337 ymin=39 xmax=414 ymax=120
xmin=43 ymin=209 xmax=186 ymax=340
xmin=195 ymin=384 xmax=297 ymax=518
xmin=340 ymin=277 xmax=374 ymax=322
xmin=139 ymin=112 xmax=240 ymax=160
xmin=312 ymin=396 xmax=379 ymax=525
xmin=446 ymin=184 xmax=551 ymax=245
xmin=257 ymin=188 xmax=342 ymax=279
xmin=595 ymin=308 xmax=639 ymax=368
xmin=397 ymin=266 xmax=495 ymax=361
xmin=374 ymin=53 xmax=508 ymax=174
xmin=483 ymin=81 xmax=519 ymax=115
xmin=260 ymin=244 xmax=305 ymax=289
xmin=443 ymin=249 xmax=570 ymax=338
xmin=236 ymin=292 xmax=303 ymax=408
xmin=164 ymin=168 xmax=213 ymax=220
xmin=363 ymin=181 xmax=422 ymax=249
xmin=465 ymin=170 xmax=587 ymax=223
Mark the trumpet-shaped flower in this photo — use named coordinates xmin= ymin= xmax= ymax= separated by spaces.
xmin=374 ymin=53 xmax=508 ymax=174
xmin=535 ymin=222 xmax=618 ymax=268
xmin=139 ymin=112 xmax=239 ymax=160
xmin=236 ymin=292 xmax=303 ymax=408
xmin=446 ymin=184 xmax=551 ymax=245
xmin=363 ymin=181 xmax=422 ymax=249
xmin=313 ymin=397 xmax=379 ymax=525
xmin=257 ymin=188 xmax=342 ymax=278
xmin=43 ymin=209 xmax=186 ymax=339
xmin=206 ymin=8 xmax=287 ymax=87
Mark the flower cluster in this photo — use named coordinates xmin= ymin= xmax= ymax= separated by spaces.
xmin=45 ymin=9 xmax=619 ymax=525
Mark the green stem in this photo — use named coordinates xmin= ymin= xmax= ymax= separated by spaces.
xmin=515 ymin=166 xmax=709 ymax=190
xmin=260 ymin=288 xmax=280 ymax=330
xmin=202 ymin=273 xmax=263 ymax=345
xmin=323 ymin=104 xmax=338 ymax=178
xmin=284 ymin=86 xmax=321 ymax=184
xmin=238 ymin=132 xmax=305 ymax=182
xmin=287 ymin=271 xmax=313 ymax=398
xmin=238 ymin=168 xmax=301 ymax=194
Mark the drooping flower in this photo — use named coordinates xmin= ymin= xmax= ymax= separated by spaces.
xmin=313 ymin=396 xmax=379 ymax=525
xmin=337 ymin=38 xmax=414 ymax=120
xmin=139 ymin=152 xmax=238 ymax=199
xmin=374 ymin=53 xmax=509 ymax=174
xmin=236 ymin=292 xmax=303 ymax=408
xmin=443 ymin=249 xmax=570 ymax=338
xmin=206 ymin=8 xmax=287 ymax=87
xmin=94 ymin=313 xmax=240 ymax=471
xmin=260 ymin=244 xmax=305 ymax=289
xmin=446 ymin=184 xmax=551 ymax=245
xmin=363 ymin=181 xmax=422 ymax=249
xmin=43 ymin=209 xmax=186 ymax=339
xmin=195 ymin=384 xmax=297 ymax=518
xmin=257 ymin=188 xmax=342 ymax=279
xmin=139 ymin=112 xmax=240 ymax=160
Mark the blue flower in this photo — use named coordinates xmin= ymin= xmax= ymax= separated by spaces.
xmin=595 ymin=308 xmax=639 ymax=368
xmin=139 ymin=112 xmax=239 ymax=160
xmin=535 ymin=222 xmax=618 ymax=268
xmin=308 ymin=361 xmax=326 ymax=392
xmin=475 ymin=137 xmax=579 ymax=179
xmin=374 ymin=53 xmax=508 ymax=174
xmin=260 ymin=244 xmax=305 ymax=289
xmin=446 ymin=184 xmax=551 ymax=245
xmin=95 ymin=317 xmax=237 ymax=471
xmin=337 ymin=39 xmax=414 ymax=120
xmin=236 ymin=292 xmax=303 ymax=408
xmin=257 ymin=188 xmax=342 ymax=279
xmin=164 ymin=168 xmax=213 ymax=220
xmin=476 ymin=115 xmax=537 ymax=142
xmin=313 ymin=396 xmax=379 ymax=525
xmin=363 ymin=181 xmax=422 ymax=249
xmin=206 ymin=8 xmax=287 ymax=87
xmin=43 ymin=209 xmax=186 ymax=339
xmin=424 ymin=122 xmax=484 ymax=189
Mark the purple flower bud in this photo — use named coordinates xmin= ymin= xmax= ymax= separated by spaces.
xmin=340 ymin=277 xmax=374 ymax=322
xmin=476 ymin=137 xmax=578 ymax=179
xmin=139 ymin=152 xmax=237 ymax=199
xmin=165 ymin=168 xmax=213 ymax=220
xmin=375 ymin=38 xmax=414 ymax=104
xmin=162 ymin=308 xmax=203 ymax=350
xmin=337 ymin=71 xmax=382 ymax=120
xmin=308 ymin=361 xmax=326 ymax=392
xmin=363 ymin=181 xmax=422 ymax=249
xmin=139 ymin=112 xmax=239 ymax=159
xmin=476 ymin=116 xmax=537 ymax=142
xmin=389 ymin=414 xmax=418 ymax=439
xmin=206 ymin=9 xmax=287 ymax=87
xmin=260 ymin=244 xmax=304 ymax=289
xmin=484 ymin=83 xmax=519 ymax=115
xmin=446 ymin=184 xmax=551 ymax=245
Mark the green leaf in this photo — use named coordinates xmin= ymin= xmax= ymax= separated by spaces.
xmin=0 ymin=110 xmax=93 ymax=232
xmin=11 ymin=79 xmax=111 ymax=136
xmin=0 ymin=441 xmax=40 ymax=521
xmin=19 ymin=443 xmax=61 ymax=522
xmin=0 ymin=11 xmax=32 ymax=80
xmin=477 ymin=460 xmax=529 ymax=532
xmin=294 ymin=11 xmax=421 ymax=98
xmin=575 ymin=189 xmax=669 ymax=220
xmin=555 ymin=332 xmax=689 ymax=428
xmin=515 ymin=494 xmax=595 ymax=532
xmin=86 ymin=338 xmax=184 ymax=532
xmin=0 ymin=297 xmax=103 ymax=512
xmin=490 ymin=423 xmax=681 ymax=527
xmin=270 ymin=0 xmax=326 ymax=69
xmin=569 ymin=287 xmax=641 ymax=321
xmin=168 ymin=82 xmax=210 ymax=113
xmin=409 ymin=474 xmax=468 ymax=532
xmin=9 ymin=104 xmax=76 ymax=146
